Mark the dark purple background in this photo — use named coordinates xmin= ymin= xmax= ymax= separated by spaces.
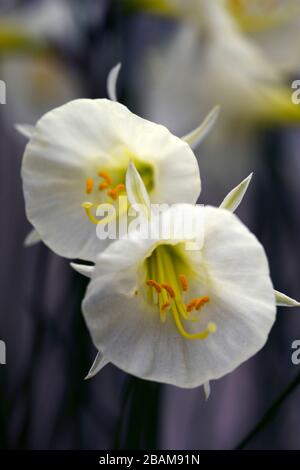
xmin=0 ymin=0 xmax=300 ymax=450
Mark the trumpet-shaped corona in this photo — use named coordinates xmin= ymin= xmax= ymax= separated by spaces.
xmin=144 ymin=244 xmax=215 ymax=340
xmin=81 ymin=204 xmax=279 ymax=388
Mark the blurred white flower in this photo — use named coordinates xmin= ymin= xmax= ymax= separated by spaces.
xmin=0 ymin=0 xmax=81 ymax=125
xmin=132 ymin=0 xmax=300 ymax=72
xmin=0 ymin=0 xmax=77 ymax=46
xmin=75 ymin=164 xmax=299 ymax=388
xmin=20 ymin=66 xmax=219 ymax=261
xmin=142 ymin=0 xmax=300 ymax=129
xmin=226 ymin=0 xmax=300 ymax=73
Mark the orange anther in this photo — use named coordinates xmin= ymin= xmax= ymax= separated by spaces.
xmin=161 ymin=283 xmax=175 ymax=299
xmin=146 ymin=280 xmax=162 ymax=293
xmin=99 ymin=181 xmax=109 ymax=191
xmin=114 ymin=183 xmax=125 ymax=193
xmin=85 ymin=177 xmax=94 ymax=194
xmin=179 ymin=274 xmax=189 ymax=292
xmin=160 ymin=300 xmax=171 ymax=313
xmin=98 ymin=171 xmax=112 ymax=185
xmin=107 ymin=189 xmax=117 ymax=200
xmin=195 ymin=296 xmax=210 ymax=310
xmin=186 ymin=299 xmax=197 ymax=312
xmin=107 ymin=184 xmax=125 ymax=200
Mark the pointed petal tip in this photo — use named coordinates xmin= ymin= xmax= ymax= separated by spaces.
xmin=24 ymin=229 xmax=41 ymax=247
xmin=182 ymin=105 xmax=221 ymax=150
xmin=212 ymin=104 xmax=221 ymax=117
xmin=203 ymin=381 xmax=211 ymax=400
xmin=220 ymin=172 xmax=253 ymax=213
xmin=275 ymin=290 xmax=300 ymax=307
xmin=84 ymin=351 xmax=108 ymax=380
xmin=107 ymin=62 xmax=122 ymax=102
xmin=70 ymin=262 xmax=94 ymax=278
xmin=15 ymin=123 xmax=35 ymax=139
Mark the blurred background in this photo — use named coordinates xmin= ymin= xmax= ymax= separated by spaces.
xmin=1 ymin=0 xmax=300 ymax=450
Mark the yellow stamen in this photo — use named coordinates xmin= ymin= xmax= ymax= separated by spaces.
xmin=161 ymin=300 xmax=171 ymax=312
xmin=179 ymin=274 xmax=189 ymax=292
xmin=160 ymin=300 xmax=171 ymax=323
xmin=146 ymin=279 xmax=162 ymax=294
xmin=85 ymin=178 xmax=94 ymax=194
xmin=144 ymin=245 xmax=216 ymax=341
xmin=98 ymin=171 xmax=112 ymax=186
xmin=161 ymin=283 xmax=175 ymax=299
xmin=99 ymin=181 xmax=109 ymax=191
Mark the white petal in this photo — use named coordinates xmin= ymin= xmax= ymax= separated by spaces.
xmin=181 ymin=106 xmax=220 ymax=150
xmin=126 ymin=160 xmax=151 ymax=218
xmin=24 ymin=228 xmax=41 ymax=246
xmin=125 ymin=108 xmax=201 ymax=206
xmin=70 ymin=262 xmax=94 ymax=278
xmin=15 ymin=124 xmax=35 ymax=139
xmin=84 ymin=351 xmax=109 ymax=380
xmin=82 ymin=206 xmax=275 ymax=388
xmin=22 ymin=98 xmax=200 ymax=260
xmin=219 ymin=173 xmax=253 ymax=212
xmin=107 ymin=63 xmax=121 ymax=102
xmin=275 ymin=290 xmax=300 ymax=307
xmin=203 ymin=381 xmax=211 ymax=400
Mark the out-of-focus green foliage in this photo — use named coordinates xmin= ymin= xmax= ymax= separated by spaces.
xmin=122 ymin=0 xmax=175 ymax=16
xmin=0 ymin=25 xmax=50 ymax=56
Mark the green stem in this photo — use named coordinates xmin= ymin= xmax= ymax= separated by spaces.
xmin=235 ymin=371 xmax=300 ymax=449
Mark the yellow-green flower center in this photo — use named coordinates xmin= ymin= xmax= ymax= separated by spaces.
xmin=82 ymin=156 xmax=154 ymax=225
xmin=141 ymin=244 xmax=216 ymax=341
xmin=227 ymin=0 xmax=298 ymax=32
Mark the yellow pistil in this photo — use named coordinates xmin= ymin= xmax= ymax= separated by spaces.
xmin=85 ymin=177 xmax=94 ymax=194
xmin=82 ymin=201 xmax=124 ymax=226
xmin=171 ymin=306 xmax=216 ymax=340
xmin=144 ymin=245 xmax=217 ymax=341
xmin=82 ymin=202 xmax=99 ymax=225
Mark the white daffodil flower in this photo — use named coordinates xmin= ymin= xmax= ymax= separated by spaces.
xmin=226 ymin=0 xmax=300 ymax=73
xmin=137 ymin=0 xmax=300 ymax=131
xmin=129 ymin=0 xmax=300 ymax=73
xmin=20 ymin=65 xmax=218 ymax=261
xmin=76 ymin=164 xmax=299 ymax=389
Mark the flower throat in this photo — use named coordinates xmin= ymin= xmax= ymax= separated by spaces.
xmin=144 ymin=244 xmax=216 ymax=341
